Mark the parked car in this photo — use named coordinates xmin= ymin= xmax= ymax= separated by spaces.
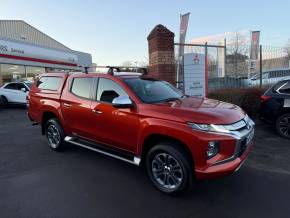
xmin=260 ymin=79 xmax=290 ymax=139
xmin=0 ymin=81 xmax=32 ymax=106
xmin=27 ymin=72 xmax=255 ymax=194
xmin=247 ymin=69 xmax=290 ymax=87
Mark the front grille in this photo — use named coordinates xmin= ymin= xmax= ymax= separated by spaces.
xmin=212 ymin=115 xmax=255 ymax=166
xmin=237 ymin=128 xmax=254 ymax=157
xmin=238 ymin=138 xmax=248 ymax=157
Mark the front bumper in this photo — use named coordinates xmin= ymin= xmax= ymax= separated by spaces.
xmin=195 ymin=118 xmax=255 ymax=180
xmin=195 ymin=140 xmax=253 ymax=179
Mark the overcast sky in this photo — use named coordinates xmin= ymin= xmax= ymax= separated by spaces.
xmin=1 ymin=0 xmax=289 ymax=65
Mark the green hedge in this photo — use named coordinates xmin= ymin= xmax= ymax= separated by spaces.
xmin=208 ymin=88 xmax=267 ymax=119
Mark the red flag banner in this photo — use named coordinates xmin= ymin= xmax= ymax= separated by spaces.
xmin=250 ymin=31 xmax=260 ymax=60
xmin=178 ymin=13 xmax=190 ymax=56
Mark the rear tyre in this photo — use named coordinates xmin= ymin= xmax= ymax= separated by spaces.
xmin=45 ymin=118 xmax=66 ymax=151
xmin=276 ymin=113 xmax=290 ymax=139
xmin=0 ymin=96 xmax=8 ymax=107
xmin=146 ymin=143 xmax=192 ymax=195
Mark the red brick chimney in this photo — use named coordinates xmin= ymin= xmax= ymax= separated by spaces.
xmin=147 ymin=24 xmax=176 ymax=85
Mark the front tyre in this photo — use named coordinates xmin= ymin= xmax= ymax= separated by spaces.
xmin=146 ymin=143 xmax=192 ymax=194
xmin=45 ymin=118 xmax=66 ymax=151
xmin=0 ymin=96 xmax=8 ymax=107
xmin=276 ymin=113 xmax=290 ymax=139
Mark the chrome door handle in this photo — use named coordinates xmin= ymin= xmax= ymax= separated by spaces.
xmin=92 ymin=109 xmax=103 ymax=114
xmin=63 ymin=103 xmax=71 ymax=108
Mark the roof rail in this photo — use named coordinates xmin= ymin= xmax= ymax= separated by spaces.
xmin=95 ymin=66 xmax=147 ymax=75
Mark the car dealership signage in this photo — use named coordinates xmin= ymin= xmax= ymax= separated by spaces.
xmin=183 ymin=53 xmax=207 ymax=97
xmin=0 ymin=39 xmax=78 ymax=66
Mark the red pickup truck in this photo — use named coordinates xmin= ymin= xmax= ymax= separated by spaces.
xmin=27 ymin=71 xmax=255 ymax=194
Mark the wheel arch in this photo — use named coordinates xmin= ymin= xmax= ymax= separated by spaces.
xmin=0 ymin=94 xmax=8 ymax=101
xmin=276 ymin=107 xmax=290 ymax=118
xmin=140 ymin=133 xmax=194 ymax=169
xmin=41 ymin=111 xmax=60 ymax=135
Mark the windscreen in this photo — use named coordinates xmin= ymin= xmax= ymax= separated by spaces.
xmin=124 ymin=78 xmax=183 ymax=103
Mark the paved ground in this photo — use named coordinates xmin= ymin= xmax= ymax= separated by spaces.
xmin=0 ymin=107 xmax=289 ymax=218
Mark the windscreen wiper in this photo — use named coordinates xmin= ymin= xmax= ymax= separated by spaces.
xmin=163 ymin=97 xmax=181 ymax=102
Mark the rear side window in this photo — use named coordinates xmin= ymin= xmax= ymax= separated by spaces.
xmin=71 ymin=77 xmax=93 ymax=99
xmin=279 ymin=82 xmax=290 ymax=94
xmin=4 ymin=83 xmax=17 ymax=90
xmin=37 ymin=76 xmax=62 ymax=91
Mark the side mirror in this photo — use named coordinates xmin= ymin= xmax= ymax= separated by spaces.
xmin=112 ymin=96 xmax=134 ymax=108
xmin=20 ymin=88 xmax=27 ymax=92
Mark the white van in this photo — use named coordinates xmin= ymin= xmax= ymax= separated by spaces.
xmin=247 ymin=69 xmax=290 ymax=87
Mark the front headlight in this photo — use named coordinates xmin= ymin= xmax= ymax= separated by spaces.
xmin=187 ymin=122 xmax=231 ymax=133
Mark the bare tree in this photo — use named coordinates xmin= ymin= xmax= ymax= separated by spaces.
xmin=226 ymin=32 xmax=249 ymax=77
xmin=286 ymin=39 xmax=290 ymax=59
xmin=207 ymin=53 xmax=218 ymax=77
xmin=121 ymin=60 xmax=148 ymax=68
xmin=121 ymin=61 xmax=135 ymax=67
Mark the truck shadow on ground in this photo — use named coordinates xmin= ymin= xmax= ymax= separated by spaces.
xmin=59 ymin=142 xmax=289 ymax=218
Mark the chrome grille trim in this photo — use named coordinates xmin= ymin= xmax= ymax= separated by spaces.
xmin=212 ymin=115 xmax=255 ymax=166
xmin=223 ymin=119 xmax=247 ymax=131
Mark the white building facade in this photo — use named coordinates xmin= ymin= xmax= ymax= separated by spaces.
xmin=0 ymin=20 xmax=92 ymax=85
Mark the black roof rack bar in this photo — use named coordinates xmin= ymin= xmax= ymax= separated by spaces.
xmin=95 ymin=66 xmax=148 ymax=75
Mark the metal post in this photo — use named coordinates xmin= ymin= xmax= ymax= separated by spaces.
xmin=0 ymin=64 xmax=2 ymax=86
xmin=259 ymin=45 xmax=263 ymax=88
xmin=24 ymin=66 xmax=27 ymax=80
xmin=179 ymin=54 xmax=185 ymax=93
xmin=176 ymin=55 xmax=180 ymax=88
xmin=205 ymin=42 xmax=208 ymax=97
xmin=224 ymin=38 xmax=227 ymax=76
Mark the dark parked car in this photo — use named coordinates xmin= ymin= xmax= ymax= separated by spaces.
xmin=260 ymin=79 xmax=290 ymax=139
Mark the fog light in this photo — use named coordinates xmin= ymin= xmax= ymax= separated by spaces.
xmin=207 ymin=141 xmax=219 ymax=159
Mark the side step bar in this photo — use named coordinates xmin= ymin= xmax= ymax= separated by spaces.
xmin=64 ymin=136 xmax=141 ymax=166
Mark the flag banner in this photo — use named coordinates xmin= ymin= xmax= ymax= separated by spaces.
xmin=177 ymin=13 xmax=190 ymax=88
xmin=178 ymin=13 xmax=190 ymax=56
xmin=250 ymin=31 xmax=260 ymax=60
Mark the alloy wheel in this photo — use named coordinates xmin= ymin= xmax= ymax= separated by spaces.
xmin=278 ymin=115 xmax=290 ymax=137
xmin=47 ymin=124 xmax=61 ymax=148
xmin=151 ymin=153 xmax=183 ymax=190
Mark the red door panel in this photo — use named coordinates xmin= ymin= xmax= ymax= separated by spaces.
xmin=89 ymin=101 xmax=140 ymax=153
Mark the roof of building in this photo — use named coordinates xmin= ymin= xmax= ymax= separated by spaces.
xmin=0 ymin=20 xmax=71 ymax=51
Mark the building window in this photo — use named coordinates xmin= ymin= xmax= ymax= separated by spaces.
xmin=0 ymin=64 xmax=25 ymax=84
xmin=25 ymin=66 xmax=45 ymax=81
xmin=0 ymin=64 xmax=45 ymax=85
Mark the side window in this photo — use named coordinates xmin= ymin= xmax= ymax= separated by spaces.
xmin=97 ymin=78 xmax=128 ymax=103
xmin=37 ymin=77 xmax=47 ymax=89
xmin=16 ymin=83 xmax=28 ymax=91
xmin=37 ymin=77 xmax=62 ymax=91
xmin=279 ymin=82 xmax=290 ymax=94
xmin=262 ymin=72 xmax=269 ymax=79
xmin=269 ymin=71 xmax=276 ymax=78
xmin=70 ymin=77 xmax=93 ymax=99
xmin=4 ymin=83 xmax=17 ymax=90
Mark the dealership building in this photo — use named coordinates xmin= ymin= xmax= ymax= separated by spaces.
xmin=0 ymin=20 xmax=92 ymax=85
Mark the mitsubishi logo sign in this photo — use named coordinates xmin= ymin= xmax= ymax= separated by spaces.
xmin=193 ymin=54 xmax=199 ymax=64
xmin=184 ymin=53 xmax=206 ymax=97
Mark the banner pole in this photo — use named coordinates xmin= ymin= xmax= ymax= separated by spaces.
xmin=205 ymin=42 xmax=208 ymax=97
xmin=259 ymin=45 xmax=263 ymax=88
